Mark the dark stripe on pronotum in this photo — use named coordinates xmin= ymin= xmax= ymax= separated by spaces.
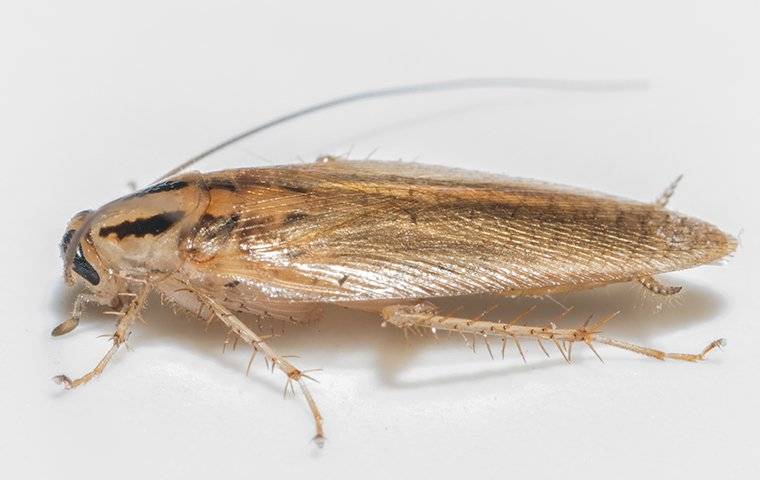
xmin=99 ymin=211 xmax=185 ymax=240
xmin=133 ymin=180 xmax=190 ymax=197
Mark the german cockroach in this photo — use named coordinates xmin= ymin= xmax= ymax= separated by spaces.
xmin=54 ymin=79 xmax=736 ymax=444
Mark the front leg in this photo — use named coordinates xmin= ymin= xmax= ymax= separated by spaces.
xmin=54 ymin=284 xmax=151 ymax=389
xmin=200 ymin=295 xmax=325 ymax=445
xmin=51 ymin=292 xmax=107 ymax=337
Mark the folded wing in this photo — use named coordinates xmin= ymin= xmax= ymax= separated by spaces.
xmin=183 ymin=160 xmax=736 ymax=302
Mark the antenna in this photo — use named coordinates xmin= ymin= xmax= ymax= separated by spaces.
xmin=156 ymin=77 xmax=647 ymax=182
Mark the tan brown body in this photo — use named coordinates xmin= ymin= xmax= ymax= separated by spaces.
xmin=173 ymin=160 xmax=734 ymax=307
xmin=56 ymin=158 xmax=736 ymax=443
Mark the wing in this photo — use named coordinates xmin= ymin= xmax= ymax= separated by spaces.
xmin=178 ymin=159 xmax=736 ymax=303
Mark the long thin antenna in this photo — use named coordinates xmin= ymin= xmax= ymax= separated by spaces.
xmin=156 ymin=77 xmax=647 ymax=182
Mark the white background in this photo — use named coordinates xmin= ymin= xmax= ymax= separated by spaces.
xmin=1 ymin=1 xmax=758 ymax=479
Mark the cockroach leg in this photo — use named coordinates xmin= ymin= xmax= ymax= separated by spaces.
xmin=638 ymin=275 xmax=683 ymax=295
xmin=381 ymin=304 xmax=724 ymax=364
xmin=654 ymin=174 xmax=683 ymax=208
xmin=53 ymin=284 xmax=151 ymax=389
xmin=592 ymin=336 xmax=726 ymax=362
xmin=200 ymin=295 xmax=325 ymax=446
xmin=51 ymin=293 xmax=102 ymax=336
xmin=53 ymin=292 xmax=124 ymax=337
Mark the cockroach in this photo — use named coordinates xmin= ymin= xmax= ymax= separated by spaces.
xmin=53 ymin=78 xmax=736 ymax=444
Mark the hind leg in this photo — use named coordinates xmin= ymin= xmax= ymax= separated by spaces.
xmin=380 ymin=303 xmax=724 ymax=363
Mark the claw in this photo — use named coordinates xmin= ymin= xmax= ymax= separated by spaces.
xmin=312 ymin=434 xmax=326 ymax=449
xmin=52 ymin=375 xmax=73 ymax=389
xmin=700 ymin=338 xmax=727 ymax=360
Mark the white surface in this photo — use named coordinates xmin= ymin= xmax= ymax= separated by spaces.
xmin=1 ymin=1 xmax=758 ymax=479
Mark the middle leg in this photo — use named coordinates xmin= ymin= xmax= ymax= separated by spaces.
xmin=200 ymin=295 xmax=325 ymax=444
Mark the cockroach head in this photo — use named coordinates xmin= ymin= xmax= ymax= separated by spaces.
xmin=61 ymin=209 xmax=100 ymax=286
xmin=60 ymin=174 xmax=206 ymax=288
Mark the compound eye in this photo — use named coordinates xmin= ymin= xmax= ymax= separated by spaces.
xmin=59 ymin=228 xmax=100 ymax=286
